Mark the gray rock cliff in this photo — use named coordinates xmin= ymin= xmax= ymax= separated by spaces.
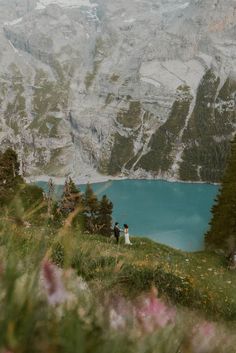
xmin=0 ymin=0 xmax=235 ymax=182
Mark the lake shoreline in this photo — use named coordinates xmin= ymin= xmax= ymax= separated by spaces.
xmin=33 ymin=178 xmax=218 ymax=252
xmin=26 ymin=173 xmax=220 ymax=187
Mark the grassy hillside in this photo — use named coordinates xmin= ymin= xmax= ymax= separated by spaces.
xmin=2 ymin=216 xmax=235 ymax=322
xmin=0 ymin=216 xmax=236 ymax=353
xmin=74 ymin=234 xmax=236 ymax=321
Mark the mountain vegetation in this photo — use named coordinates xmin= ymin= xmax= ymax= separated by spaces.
xmin=205 ymin=135 xmax=236 ymax=252
xmin=0 ymin=148 xmax=23 ymax=205
xmin=0 ymin=148 xmax=113 ymax=235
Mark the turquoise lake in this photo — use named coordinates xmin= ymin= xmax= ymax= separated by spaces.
xmin=37 ymin=179 xmax=219 ymax=252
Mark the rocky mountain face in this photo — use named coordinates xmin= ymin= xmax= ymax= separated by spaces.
xmin=0 ymin=0 xmax=235 ymax=182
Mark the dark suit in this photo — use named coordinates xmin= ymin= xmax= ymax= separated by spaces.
xmin=114 ymin=225 xmax=120 ymax=244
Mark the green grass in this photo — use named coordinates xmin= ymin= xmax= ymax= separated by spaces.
xmin=1 ymin=184 xmax=236 ymax=323
xmin=2 ymin=211 xmax=236 ymax=323
xmin=1 ymin=221 xmax=236 ymax=324
xmin=0 ymin=211 xmax=236 ymax=353
xmin=73 ymin=234 xmax=236 ymax=321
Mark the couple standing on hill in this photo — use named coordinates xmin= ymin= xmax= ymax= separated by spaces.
xmin=113 ymin=222 xmax=132 ymax=245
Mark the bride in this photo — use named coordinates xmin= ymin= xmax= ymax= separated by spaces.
xmin=123 ymin=224 xmax=132 ymax=245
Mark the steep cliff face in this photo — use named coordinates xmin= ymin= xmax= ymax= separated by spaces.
xmin=0 ymin=0 xmax=235 ymax=182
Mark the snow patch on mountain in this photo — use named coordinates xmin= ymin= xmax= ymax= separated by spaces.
xmin=4 ymin=17 xmax=23 ymax=26
xmin=140 ymin=77 xmax=161 ymax=88
xmin=123 ymin=18 xmax=136 ymax=23
xmin=36 ymin=0 xmax=97 ymax=10
xmin=160 ymin=1 xmax=190 ymax=13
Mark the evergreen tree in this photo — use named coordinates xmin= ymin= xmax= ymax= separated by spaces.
xmin=14 ymin=183 xmax=46 ymax=226
xmin=205 ymin=136 xmax=236 ymax=252
xmin=59 ymin=177 xmax=82 ymax=217
xmin=0 ymin=148 xmax=23 ymax=205
xmin=47 ymin=178 xmax=55 ymax=218
xmin=83 ymin=183 xmax=99 ymax=233
xmin=97 ymin=195 xmax=113 ymax=236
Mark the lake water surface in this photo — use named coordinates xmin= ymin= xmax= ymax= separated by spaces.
xmin=37 ymin=179 xmax=218 ymax=252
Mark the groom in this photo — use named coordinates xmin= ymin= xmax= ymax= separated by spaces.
xmin=113 ymin=222 xmax=121 ymax=244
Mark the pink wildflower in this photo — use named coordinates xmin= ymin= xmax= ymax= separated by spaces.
xmin=135 ymin=287 xmax=176 ymax=333
xmin=41 ymin=261 xmax=68 ymax=306
xmin=109 ymin=308 xmax=126 ymax=330
xmin=108 ymin=296 xmax=132 ymax=331
xmin=191 ymin=321 xmax=216 ymax=353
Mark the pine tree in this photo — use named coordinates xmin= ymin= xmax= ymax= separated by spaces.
xmin=0 ymin=148 xmax=23 ymax=205
xmin=205 ymin=136 xmax=236 ymax=252
xmin=59 ymin=177 xmax=82 ymax=217
xmin=47 ymin=178 xmax=55 ymax=218
xmin=68 ymin=178 xmax=82 ymax=209
xmin=83 ymin=183 xmax=99 ymax=233
xmin=97 ymin=195 xmax=113 ymax=236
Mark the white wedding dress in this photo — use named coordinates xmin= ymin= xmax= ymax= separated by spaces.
xmin=124 ymin=228 xmax=132 ymax=245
